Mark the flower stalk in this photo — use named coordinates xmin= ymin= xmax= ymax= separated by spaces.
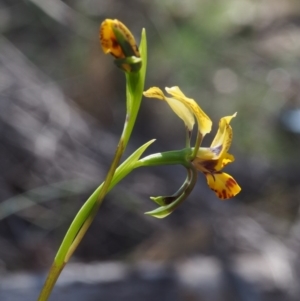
xmin=37 ymin=21 xmax=147 ymax=301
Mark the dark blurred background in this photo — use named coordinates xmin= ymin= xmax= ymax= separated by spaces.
xmin=1 ymin=0 xmax=300 ymax=300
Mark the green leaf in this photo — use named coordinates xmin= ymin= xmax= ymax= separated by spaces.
xmin=110 ymin=139 xmax=155 ymax=189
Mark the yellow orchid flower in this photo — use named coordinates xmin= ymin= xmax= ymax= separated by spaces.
xmin=143 ymin=86 xmax=240 ymax=200
xmin=143 ymin=87 xmax=212 ymax=136
xmin=193 ymin=113 xmax=241 ymax=200
xmin=99 ymin=19 xmax=141 ymax=72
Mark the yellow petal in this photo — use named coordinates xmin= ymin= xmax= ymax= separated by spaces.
xmin=143 ymin=87 xmax=166 ymax=101
xmin=165 ymin=97 xmax=195 ymax=130
xmin=99 ymin=19 xmax=140 ymax=59
xmin=210 ymin=113 xmax=236 ymax=159
xmin=221 ymin=153 xmax=235 ymax=168
xmin=205 ymin=172 xmax=241 ymax=200
xmin=166 ymin=87 xmax=212 ymax=136
xmin=143 ymin=87 xmax=195 ymax=130
xmin=100 ymin=19 xmax=124 ymax=58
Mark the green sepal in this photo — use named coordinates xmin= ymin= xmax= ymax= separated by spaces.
xmin=145 ymin=194 xmax=186 ymax=218
xmin=150 ymin=195 xmax=173 ymax=206
xmin=145 ymin=165 xmax=198 ymax=219
xmin=149 ymin=171 xmax=191 ymax=206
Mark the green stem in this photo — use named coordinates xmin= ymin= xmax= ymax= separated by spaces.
xmin=64 ymin=58 xmax=146 ymax=262
xmin=136 ymin=148 xmax=192 ymax=168
xmin=191 ymin=131 xmax=202 ymax=159
xmin=37 ymin=30 xmax=147 ymax=301
xmin=38 ymin=145 xmax=193 ymax=300
xmin=185 ymin=126 xmax=191 ymax=148
xmin=65 ymin=203 xmax=98 ymax=262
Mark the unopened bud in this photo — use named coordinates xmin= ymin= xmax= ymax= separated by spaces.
xmin=100 ymin=19 xmax=141 ymax=72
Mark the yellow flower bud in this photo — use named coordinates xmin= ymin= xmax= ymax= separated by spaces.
xmin=100 ymin=19 xmax=141 ymax=72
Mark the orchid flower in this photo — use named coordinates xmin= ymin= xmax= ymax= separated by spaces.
xmin=143 ymin=86 xmax=241 ymax=200
xmin=193 ymin=113 xmax=241 ymax=199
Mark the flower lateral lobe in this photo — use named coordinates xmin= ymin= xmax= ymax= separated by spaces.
xmin=211 ymin=113 xmax=236 ymax=157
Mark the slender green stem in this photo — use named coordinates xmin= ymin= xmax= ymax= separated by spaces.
xmin=191 ymin=131 xmax=202 ymax=159
xmin=136 ymin=148 xmax=192 ymax=168
xmin=37 ymin=262 xmax=66 ymax=301
xmin=65 ymin=55 xmax=146 ymax=261
xmin=37 ymin=30 xmax=148 ymax=301
xmin=185 ymin=126 xmax=191 ymax=148
xmin=65 ymin=29 xmax=146 ymax=267
xmin=65 ymin=204 xmax=98 ymax=262
xmin=39 ymin=108 xmax=140 ymax=301
xmin=37 ymin=28 xmax=147 ymax=301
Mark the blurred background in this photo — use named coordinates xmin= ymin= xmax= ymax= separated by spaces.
xmin=1 ymin=0 xmax=300 ymax=300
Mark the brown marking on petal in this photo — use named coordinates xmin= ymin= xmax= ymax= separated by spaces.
xmin=100 ymin=27 xmax=111 ymax=52
xmin=111 ymin=38 xmax=119 ymax=49
xmin=100 ymin=21 xmax=124 ymax=58
xmin=152 ymin=91 xmax=164 ymax=99
xmin=225 ymin=123 xmax=233 ymax=151
xmin=133 ymin=44 xmax=140 ymax=56
xmin=201 ymin=160 xmax=218 ymax=171
xmin=143 ymin=89 xmax=167 ymax=103
xmin=113 ymin=20 xmax=140 ymax=57
xmin=222 ymin=189 xmax=227 ymax=199
xmin=100 ymin=19 xmax=140 ymax=60
xmin=226 ymin=177 xmax=237 ymax=188
xmin=108 ymin=38 xmax=121 ymax=58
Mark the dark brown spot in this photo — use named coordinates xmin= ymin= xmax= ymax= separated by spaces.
xmin=111 ymin=38 xmax=118 ymax=48
xmin=202 ymin=160 xmax=218 ymax=171
xmin=222 ymin=189 xmax=227 ymax=199
xmin=226 ymin=178 xmax=236 ymax=188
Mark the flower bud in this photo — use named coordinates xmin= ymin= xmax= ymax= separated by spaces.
xmin=100 ymin=19 xmax=141 ymax=72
